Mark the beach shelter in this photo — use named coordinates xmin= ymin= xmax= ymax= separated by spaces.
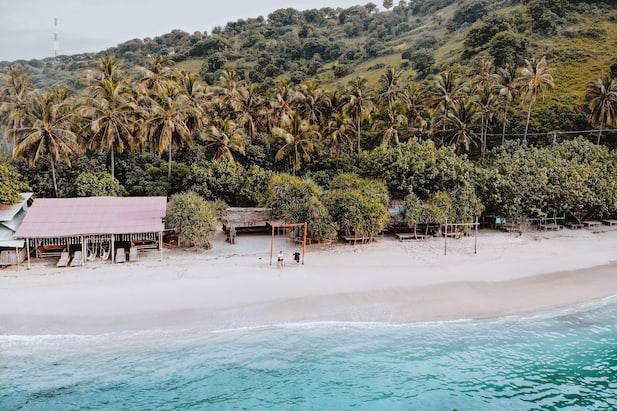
xmin=15 ymin=196 xmax=167 ymax=268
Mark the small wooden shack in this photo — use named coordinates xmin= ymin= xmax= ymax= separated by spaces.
xmin=0 ymin=193 xmax=33 ymax=266
xmin=221 ymin=208 xmax=282 ymax=243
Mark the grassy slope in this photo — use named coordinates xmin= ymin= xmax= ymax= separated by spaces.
xmin=172 ymin=5 xmax=617 ymax=103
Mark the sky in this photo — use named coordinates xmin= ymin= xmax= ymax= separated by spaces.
xmin=0 ymin=0 xmax=365 ymax=61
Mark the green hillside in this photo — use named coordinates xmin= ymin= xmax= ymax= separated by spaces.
xmin=3 ymin=0 xmax=617 ymax=100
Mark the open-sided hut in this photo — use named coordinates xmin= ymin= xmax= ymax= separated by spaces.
xmin=0 ymin=193 xmax=33 ymax=266
xmin=15 ymin=197 xmax=167 ymax=267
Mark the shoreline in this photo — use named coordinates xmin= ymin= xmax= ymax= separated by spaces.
xmin=1 ymin=229 xmax=617 ymax=336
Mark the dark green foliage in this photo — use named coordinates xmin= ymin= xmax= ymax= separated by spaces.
xmin=451 ymin=0 xmax=490 ymax=27
xmin=488 ymin=31 xmax=529 ymax=67
xmin=166 ymin=192 xmax=218 ymax=248
xmin=359 ymin=140 xmax=477 ymax=200
xmin=74 ymin=172 xmax=125 ymax=197
xmin=464 ymin=15 xmax=513 ymax=49
xmin=527 ymin=0 xmax=571 ymax=34
xmin=0 ymin=161 xmax=30 ymax=204
xmin=401 ymin=48 xmax=435 ymax=76
xmin=119 ymin=156 xmax=191 ymax=197
xmin=478 ymin=139 xmax=617 ymax=218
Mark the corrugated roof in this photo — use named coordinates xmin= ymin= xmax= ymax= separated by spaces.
xmin=15 ymin=197 xmax=167 ymax=238
xmin=0 ymin=193 xmax=33 ymax=222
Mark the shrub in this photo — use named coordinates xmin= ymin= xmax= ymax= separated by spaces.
xmin=74 ymin=172 xmax=125 ymax=197
xmin=324 ymin=173 xmax=390 ymax=237
xmin=488 ymin=31 xmax=528 ymax=67
xmin=0 ymin=161 xmax=30 ymax=204
xmin=166 ymin=192 xmax=218 ymax=249
xmin=264 ymin=174 xmax=337 ymax=242
xmin=121 ymin=158 xmax=191 ymax=197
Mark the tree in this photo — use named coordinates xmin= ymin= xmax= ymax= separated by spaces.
xmin=373 ymin=102 xmax=408 ymax=146
xmin=585 ymin=76 xmax=617 ymax=144
xmin=74 ymin=172 xmax=125 ymax=197
xmin=11 ymin=89 xmax=82 ymax=197
xmin=271 ymin=111 xmax=319 ymax=175
xmin=446 ymin=99 xmax=479 ymax=153
xmin=141 ymin=84 xmax=196 ymax=178
xmin=0 ymin=161 xmax=29 ymax=205
xmin=81 ymin=77 xmax=138 ymax=179
xmin=517 ymin=57 xmax=554 ymax=143
xmin=495 ymin=65 xmax=519 ymax=143
xmin=343 ymin=78 xmax=374 ymax=154
xmin=383 ymin=0 xmax=394 ymax=10
xmin=0 ymin=68 xmax=33 ymax=156
xmin=488 ymin=31 xmax=528 ymax=68
xmin=230 ymin=84 xmax=264 ymax=140
xmin=166 ymin=192 xmax=218 ymax=248
xmin=201 ymin=118 xmax=246 ymax=161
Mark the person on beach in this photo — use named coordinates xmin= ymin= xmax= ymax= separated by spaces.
xmin=277 ymin=250 xmax=284 ymax=269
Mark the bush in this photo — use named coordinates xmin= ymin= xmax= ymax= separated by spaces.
xmin=0 ymin=161 xmax=30 ymax=204
xmin=121 ymin=157 xmax=191 ymax=197
xmin=264 ymin=174 xmax=337 ymax=242
xmin=478 ymin=139 xmax=617 ymax=218
xmin=74 ymin=172 xmax=125 ymax=197
xmin=488 ymin=31 xmax=528 ymax=67
xmin=464 ymin=15 xmax=512 ymax=49
xmin=359 ymin=140 xmax=477 ymax=200
xmin=324 ymin=173 xmax=390 ymax=237
xmin=451 ymin=0 xmax=490 ymax=27
xmin=402 ymin=48 xmax=435 ymax=75
xmin=166 ymin=192 xmax=218 ymax=248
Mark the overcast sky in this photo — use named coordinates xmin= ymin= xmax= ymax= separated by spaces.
xmin=0 ymin=0 xmax=365 ymax=61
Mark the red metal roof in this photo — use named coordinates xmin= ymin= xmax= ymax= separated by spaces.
xmin=15 ymin=197 xmax=167 ymax=238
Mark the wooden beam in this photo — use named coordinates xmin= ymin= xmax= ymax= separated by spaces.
xmin=26 ymin=238 xmax=31 ymax=269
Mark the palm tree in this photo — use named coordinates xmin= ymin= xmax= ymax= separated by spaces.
xmin=445 ymin=99 xmax=479 ymax=153
xmin=377 ymin=67 xmax=404 ymax=105
xmin=517 ymin=57 xmax=554 ymax=143
xmin=271 ymin=111 xmax=319 ymax=175
xmin=495 ymin=65 xmax=519 ymax=144
xmin=139 ymin=55 xmax=175 ymax=93
xmin=11 ymin=89 xmax=82 ymax=196
xmin=0 ymin=68 xmax=33 ymax=155
xmin=475 ymin=85 xmax=497 ymax=155
xmin=430 ymin=70 xmax=467 ymax=143
xmin=141 ymin=84 xmax=195 ymax=178
xmin=201 ymin=118 xmax=246 ymax=161
xmin=270 ymin=79 xmax=300 ymax=128
xmin=177 ymin=70 xmax=208 ymax=133
xmin=343 ymin=77 xmax=374 ymax=154
xmin=87 ymin=56 xmax=122 ymax=82
xmin=230 ymin=84 xmax=264 ymax=140
xmin=80 ymin=77 xmax=138 ymax=178
xmin=373 ymin=102 xmax=408 ymax=146
xmin=324 ymin=112 xmax=355 ymax=158
xmin=585 ymin=76 xmax=617 ymax=144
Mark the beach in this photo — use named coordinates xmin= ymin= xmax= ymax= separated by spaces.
xmin=1 ymin=228 xmax=617 ymax=335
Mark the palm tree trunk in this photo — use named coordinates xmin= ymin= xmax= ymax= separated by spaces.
xmin=357 ymin=117 xmax=362 ymax=155
xmin=293 ymin=145 xmax=298 ymax=177
xmin=597 ymin=120 xmax=604 ymax=145
xmin=168 ymin=144 xmax=172 ymax=179
xmin=49 ymin=157 xmax=58 ymax=198
xmin=501 ymin=102 xmax=509 ymax=145
xmin=480 ymin=114 xmax=485 ymax=156
xmin=110 ymin=148 xmax=115 ymax=179
xmin=524 ymin=99 xmax=534 ymax=144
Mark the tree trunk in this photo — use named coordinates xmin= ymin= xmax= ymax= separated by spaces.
xmin=501 ymin=102 xmax=509 ymax=145
xmin=168 ymin=143 xmax=172 ymax=179
xmin=293 ymin=145 xmax=298 ymax=177
xmin=597 ymin=120 xmax=604 ymax=145
xmin=480 ymin=114 xmax=485 ymax=156
xmin=110 ymin=148 xmax=115 ymax=180
xmin=523 ymin=99 xmax=534 ymax=144
xmin=357 ymin=117 xmax=362 ymax=155
xmin=50 ymin=157 xmax=58 ymax=198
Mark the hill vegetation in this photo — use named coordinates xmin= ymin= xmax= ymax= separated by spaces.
xmin=2 ymin=0 xmax=617 ymax=243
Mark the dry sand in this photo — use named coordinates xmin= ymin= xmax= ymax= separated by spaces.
xmin=1 ymin=228 xmax=617 ymax=335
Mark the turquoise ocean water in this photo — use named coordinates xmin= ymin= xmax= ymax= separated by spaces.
xmin=2 ymin=298 xmax=617 ymax=410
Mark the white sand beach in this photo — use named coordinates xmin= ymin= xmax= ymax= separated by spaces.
xmin=1 ymin=228 xmax=617 ymax=335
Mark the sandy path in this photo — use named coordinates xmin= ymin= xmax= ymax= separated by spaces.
xmin=1 ymin=229 xmax=617 ymax=334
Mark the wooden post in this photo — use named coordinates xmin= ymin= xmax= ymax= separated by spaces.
xmin=474 ymin=217 xmax=478 ymax=255
xmin=302 ymin=222 xmax=308 ymax=265
xmin=111 ymin=234 xmax=115 ymax=263
xmin=26 ymin=238 xmax=31 ymax=269
xmin=270 ymin=225 xmax=275 ymax=266
xmin=81 ymin=236 xmax=85 ymax=266
xmin=15 ymin=247 xmax=19 ymax=271
xmin=444 ymin=219 xmax=448 ymax=256
xmin=159 ymin=231 xmax=163 ymax=261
